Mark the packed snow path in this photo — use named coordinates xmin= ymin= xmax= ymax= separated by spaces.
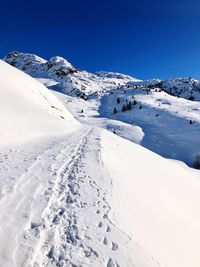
xmin=1 ymin=125 xmax=200 ymax=267
xmin=0 ymin=126 xmax=130 ymax=267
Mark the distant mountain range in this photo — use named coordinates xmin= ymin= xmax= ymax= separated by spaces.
xmin=4 ymin=51 xmax=200 ymax=101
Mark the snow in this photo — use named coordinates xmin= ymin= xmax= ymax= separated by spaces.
xmin=161 ymin=77 xmax=200 ymax=100
xmin=1 ymin=51 xmax=200 ymax=267
xmin=0 ymin=60 xmax=79 ymax=145
xmin=4 ymin=52 xmax=139 ymax=98
xmin=127 ymin=78 xmax=161 ymax=88
xmin=96 ymin=71 xmax=140 ymax=81
xmin=53 ymin=91 xmax=145 ymax=145
xmin=98 ymin=88 xmax=200 ymax=166
xmin=4 ymin=51 xmax=200 ymax=101
xmin=101 ymin=130 xmax=200 ymax=267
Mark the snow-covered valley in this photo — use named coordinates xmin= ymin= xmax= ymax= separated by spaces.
xmin=0 ymin=53 xmax=200 ymax=267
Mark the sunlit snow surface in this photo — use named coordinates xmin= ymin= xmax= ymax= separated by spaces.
xmin=0 ymin=57 xmax=200 ymax=267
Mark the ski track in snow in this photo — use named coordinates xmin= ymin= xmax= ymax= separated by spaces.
xmin=0 ymin=126 xmax=131 ymax=267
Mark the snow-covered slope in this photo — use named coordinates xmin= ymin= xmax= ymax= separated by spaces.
xmin=0 ymin=60 xmax=78 ymax=145
xmin=160 ymin=77 xmax=200 ymax=100
xmin=4 ymin=51 xmax=76 ymax=77
xmin=102 ymin=130 xmax=200 ymax=267
xmin=127 ymin=78 xmax=161 ymax=88
xmin=127 ymin=77 xmax=200 ymax=101
xmin=98 ymin=87 xmax=200 ymax=167
xmin=1 ymin=125 xmax=200 ymax=267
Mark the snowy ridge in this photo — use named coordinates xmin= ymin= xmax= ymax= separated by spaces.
xmin=161 ymin=77 xmax=200 ymax=100
xmin=127 ymin=78 xmax=161 ymax=88
xmin=96 ymin=71 xmax=140 ymax=81
xmin=5 ymin=51 xmax=200 ymax=101
xmin=0 ymin=60 xmax=78 ymax=144
xmin=4 ymin=51 xmax=75 ymax=77
xmin=4 ymin=51 xmax=140 ymax=99
xmin=127 ymin=77 xmax=200 ymax=101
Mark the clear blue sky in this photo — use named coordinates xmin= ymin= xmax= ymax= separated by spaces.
xmin=1 ymin=0 xmax=200 ymax=79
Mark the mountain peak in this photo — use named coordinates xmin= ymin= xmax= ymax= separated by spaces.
xmin=4 ymin=51 xmax=47 ymax=66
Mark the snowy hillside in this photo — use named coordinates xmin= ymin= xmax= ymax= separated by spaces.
xmin=127 ymin=77 xmax=200 ymax=101
xmin=161 ymin=77 xmax=200 ymax=100
xmin=4 ymin=51 xmax=76 ymax=77
xmin=127 ymin=78 xmax=161 ymax=88
xmin=102 ymin=130 xmax=200 ymax=267
xmin=0 ymin=60 xmax=78 ymax=144
xmin=97 ymin=87 xmax=200 ymax=167
xmin=1 ymin=51 xmax=200 ymax=267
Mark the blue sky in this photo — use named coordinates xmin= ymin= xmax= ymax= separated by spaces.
xmin=1 ymin=0 xmax=200 ymax=79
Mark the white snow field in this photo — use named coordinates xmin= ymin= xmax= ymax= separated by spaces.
xmin=0 ymin=58 xmax=200 ymax=267
xmin=102 ymin=131 xmax=200 ymax=267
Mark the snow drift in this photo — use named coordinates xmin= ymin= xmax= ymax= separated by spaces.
xmin=0 ymin=60 xmax=78 ymax=145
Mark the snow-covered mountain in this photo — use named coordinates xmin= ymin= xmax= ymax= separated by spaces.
xmin=4 ymin=51 xmax=139 ymax=99
xmin=160 ymin=77 xmax=200 ymax=100
xmin=127 ymin=77 xmax=200 ymax=100
xmin=5 ymin=51 xmax=200 ymax=101
xmin=4 ymin=51 xmax=76 ymax=77
xmin=1 ymin=51 xmax=200 ymax=267
xmin=127 ymin=78 xmax=161 ymax=88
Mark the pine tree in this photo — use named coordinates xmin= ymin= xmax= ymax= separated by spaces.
xmin=117 ymin=97 xmax=121 ymax=104
xmin=188 ymin=95 xmax=194 ymax=101
xmin=193 ymin=154 xmax=200 ymax=169
xmin=127 ymin=101 xmax=132 ymax=110
xmin=122 ymin=104 xmax=127 ymax=112
xmin=113 ymin=107 xmax=117 ymax=114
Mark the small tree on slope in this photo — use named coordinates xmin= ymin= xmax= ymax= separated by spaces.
xmin=122 ymin=104 xmax=127 ymax=112
xmin=193 ymin=154 xmax=200 ymax=169
xmin=113 ymin=107 xmax=117 ymax=114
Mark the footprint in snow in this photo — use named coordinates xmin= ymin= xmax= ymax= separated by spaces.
xmin=103 ymin=237 xmax=108 ymax=245
xmin=111 ymin=242 xmax=119 ymax=251
xmin=98 ymin=221 xmax=103 ymax=228
xmin=107 ymin=258 xmax=119 ymax=267
xmin=106 ymin=226 xmax=111 ymax=232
